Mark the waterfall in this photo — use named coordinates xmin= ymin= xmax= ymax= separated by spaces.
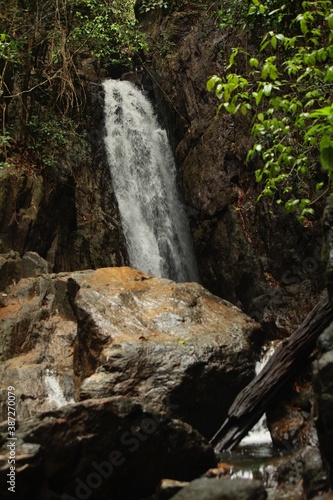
xmin=44 ymin=369 xmax=74 ymax=408
xmin=103 ymin=79 xmax=199 ymax=283
xmin=240 ymin=343 xmax=277 ymax=447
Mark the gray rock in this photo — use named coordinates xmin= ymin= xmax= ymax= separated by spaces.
xmin=313 ymin=193 xmax=333 ymax=488
xmin=169 ymin=477 xmax=266 ymax=500
xmin=264 ymin=447 xmax=329 ymax=498
xmin=0 ymin=250 xmax=22 ymax=291
xmin=317 ymin=323 xmax=333 ymax=353
xmin=313 ymin=323 xmax=333 ymax=485
xmin=0 ymin=250 xmax=49 ymax=292
xmin=0 ymin=273 xmax=77 ymax=420
xmin=21 ymin=251 xmax=50 ymax=277
xmin=302 ymin=446 xmax=329 ymax=497
xmin=0 ymin=397 xmax=216 ymax=500
xmin=155 ymin=479 xmax=190 ymax=500
xmin=0 ymin=267 xmax=261 ymax=440
xmin=71 ymin=267 xmax=261 ymax=438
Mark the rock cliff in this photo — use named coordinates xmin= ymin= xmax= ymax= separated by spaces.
xmin=137 ymin=3 xmax=324 ymax=329
xmin=0 ymin=83 xmax=127 ymax=273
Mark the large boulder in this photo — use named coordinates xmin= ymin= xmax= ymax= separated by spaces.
xmin=0 ymin=266 xmax=261 ymax=438
xmin=70 ymin=267 xmax=261 ymax=438
xmin=0 ymin=397 xmax=216 ymax=499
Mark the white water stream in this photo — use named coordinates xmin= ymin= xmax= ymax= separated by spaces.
xmin=240 ymin=343 xmax=277 ymax=447
xmin=103 ymin=79 xmax=199 ymax=282
xmin=44 ymin=369 xmax=74 ymax=408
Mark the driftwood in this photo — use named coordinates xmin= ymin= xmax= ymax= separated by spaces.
xmin=211 ymin=293 xmax=333 ymax=452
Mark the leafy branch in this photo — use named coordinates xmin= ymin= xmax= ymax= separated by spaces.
xmin=207 ymin=0 xmax=333 ymax=221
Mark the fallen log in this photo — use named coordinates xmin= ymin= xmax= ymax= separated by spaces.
xmin=211 ymin=293 xmax=333 ymax=452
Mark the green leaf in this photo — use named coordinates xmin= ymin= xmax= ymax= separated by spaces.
xmin=240 ymin=103 xmax=248 ymax=115
xmin=327 ymin=13 xmax=333 ymax=31
xmin=320 ymin=136 xmax=333 ymax=172
xmin=249 ymin=57 xmax=259 ymax=68
xmin=255 ymin=89 xmax=264 ymax=105
xmin=215 ymin=83 xmax=223 ymax=98
xmin=285 ymin=199 xmax=300 ymax=213
xmin=228 ymin=48 xmax=240 ymax=69
xmin=311 ymin=105 xmax=333 ymax=117
xmin=255 ymin=169 xmax=263 ymax=182
xmin=276 ymin=34 xmax=285 ymax=41
xmin=224 ymin=101 xmax=236 ymax=114
xmin=263 ymin=83 xmax=272 ymax=96
xmin=325 ymin=66 xmax=333 ymax=82
xmin=206 ymin=75 xmax=220 ymax=92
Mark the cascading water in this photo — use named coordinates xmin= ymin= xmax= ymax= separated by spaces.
xmin=44 ymin=369 xmax=74 ymax=408
xmin=222 ymin=343 xmax=281 ymax=485
xmin=240 ymin=343 xmax=277 ymax=447
xmin=103 ymin=79 xmax=199 ymax=283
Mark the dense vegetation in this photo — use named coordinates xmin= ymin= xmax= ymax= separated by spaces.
xmin=208 ymin=0 xmax=333 ymax=220
xmin=0 ymin=0 xmax=144 ymax=170
xmin=1 ymin=0 xmax=332 ymax=220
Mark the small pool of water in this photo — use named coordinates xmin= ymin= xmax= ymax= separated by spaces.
xmin=217 ymin=442 xmax=295 ymax=498
xmin=218 ymin=442 xmax=281 ymax=475
xmin=212 ymin=342 xmax=301 ymax=497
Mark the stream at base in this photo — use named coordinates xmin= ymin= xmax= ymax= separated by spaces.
xmin=217 ymin=445 xmax=294 ymax=499
xmin=216 ymin=341 xmax=295 ymax=497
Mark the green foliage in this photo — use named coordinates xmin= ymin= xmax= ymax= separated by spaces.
xmin=207 ymin=0 xmax=333 ymax=220
xmin=26 ymin=113 xmax=86 ymax=169
xmin=139 ymin=0 xmax=208 ymax=14
xmin=0 ymin=130 xmax=12 ymax=169
xmin=215 ymin=0 xmax=248 ymax=30
xmin=0 ymin=0 xmax=148 ymax=172
xmin=0 ymin=34 xmax=20 ymax=65
xmin=71 ymin=0 xmax=148 ymax=66
xmin=140 ymin=0 xmax=170 ymax=12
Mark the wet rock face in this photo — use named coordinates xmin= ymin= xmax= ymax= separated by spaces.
xmin=0 ymin=397 xmax=217 ymax=500
xmin=0 ymin=272 xmax=77 ymax=420
xmin=140 ymin=6 xmax=324 ymax=324
xmin=0 ymin=265 xmax=261 ymax=439
xmin=261 ymin=446 xmax=328 ymax=499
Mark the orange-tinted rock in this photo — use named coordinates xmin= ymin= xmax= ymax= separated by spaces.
xmin=0 ymin=266 xmax=261 ymax=439
xmin=71 ymin=267 xmax=261 ymax=438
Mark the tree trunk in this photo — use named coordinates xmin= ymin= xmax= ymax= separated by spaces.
xmin=211 ymin=293 xmax=333 ymax=452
